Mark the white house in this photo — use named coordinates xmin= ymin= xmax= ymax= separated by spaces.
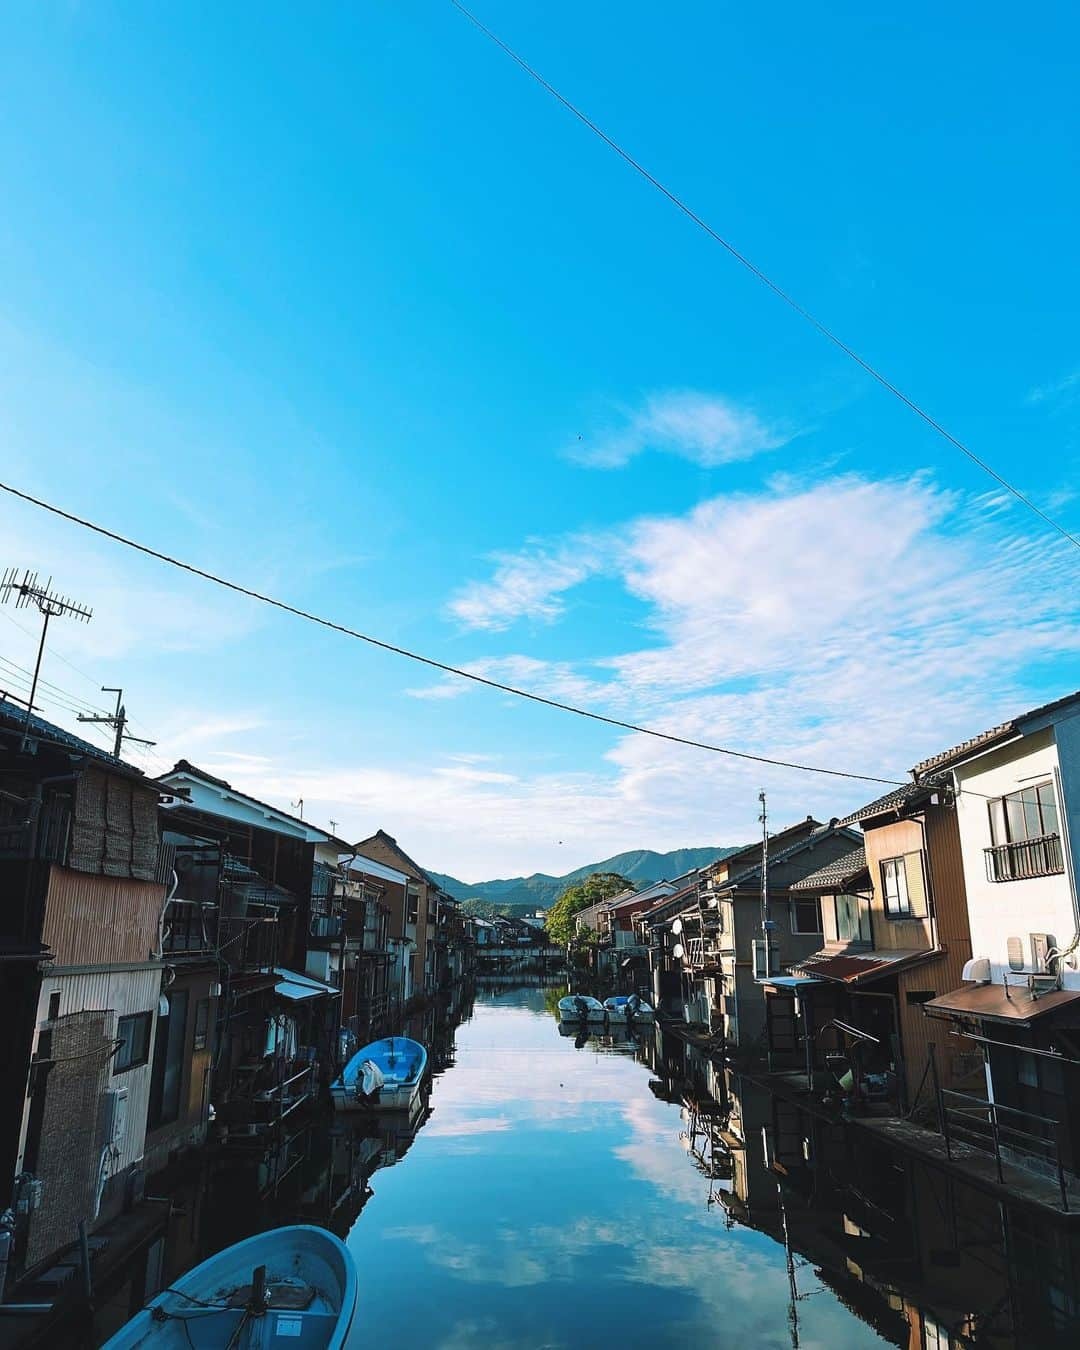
xmin=919 ymin=690 xmax=1080 ymax=1184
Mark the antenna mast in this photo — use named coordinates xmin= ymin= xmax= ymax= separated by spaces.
xmin=1 ymin=569 xmax=92 ymax=750
xmin=77 ymin=687 xmax=157 ymax=760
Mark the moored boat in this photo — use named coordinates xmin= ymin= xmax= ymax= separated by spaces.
xmin=331 ymin=1035 xmax=427 ymax=1112
xmin=603 ymin=994 xmax=655 ymax=1023
xmin=557 ymin=994 xmax=608 ymax=1022
xmin=102 ymin=1224 xmax=356 ymax=1349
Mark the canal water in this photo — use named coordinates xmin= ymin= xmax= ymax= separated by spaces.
xmin=343 ymin=984 xmax=887 ymax=1349
xmin=91 ymin=980 xmax=1080 ymax=1347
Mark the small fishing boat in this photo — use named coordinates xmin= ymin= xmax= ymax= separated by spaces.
xmin=557 ymin=994 xmax=607 ymax=1022
xmin=102 ymin=1224 xmax=356 ymax=1349
xmin=331 ymin=1036 xmax=427 ymax=1112
xmin=603 ymin=994 xmax=655 ymax=1023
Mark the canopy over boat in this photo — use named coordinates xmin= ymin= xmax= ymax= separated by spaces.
xmin=102 ymin=1224 xmax=356 ymax=1349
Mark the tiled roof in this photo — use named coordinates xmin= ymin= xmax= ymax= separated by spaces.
xmin=718 ymin=821 xmax=861 ymax=891
xmin=911 ymin=689 xmax=1080 ymax=776
xmin=789 ymin=845 xmax=868 ymax=892
xmin=0 ymin=697 xmax=144 ymax=777
xmin=838 ymin=774 xmax=949 ymax=827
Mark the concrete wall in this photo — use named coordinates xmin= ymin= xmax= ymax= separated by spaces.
xmin=953 ymin=728 xmax=1079 ymax=988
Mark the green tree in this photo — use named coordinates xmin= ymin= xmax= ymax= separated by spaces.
xmin=545 ymin=871 xmax=634 ymax=946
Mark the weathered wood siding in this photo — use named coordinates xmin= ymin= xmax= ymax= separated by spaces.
xmin=862 ymin=818 xmax=934 ymax=952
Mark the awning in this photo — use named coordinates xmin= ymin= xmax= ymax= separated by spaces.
xmin=794 ymin=948 xmax=938 ymax=985
xmin=270 ymin=967 xmax=341 ymax=1002
xmin=924 ymin=983 xmax=1080 ymax=1027
xmin=762 ymin=975 xmax=825 ymax=992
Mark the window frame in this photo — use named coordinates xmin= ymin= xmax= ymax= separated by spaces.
xmin=114 ymin=1011 xmax=153 ymax=1074
xmin=988 ymin=779 xmax=1059 ymax=846
xmin=193 ymin=997 xmax=211 ymax=1052
xmin=789 ymin=896 xmax=823 ymax=935
xmin=881 ymin=856 xmax=912 ymax=918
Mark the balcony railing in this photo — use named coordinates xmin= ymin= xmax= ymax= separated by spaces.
xmin=310 ymin=914 xmax=344 ymax=941
xmin=0 ymin=799 xmax=71 ymax=865
xmin=162 ymin=898 xmax=217 ymax=954
xmin=984 ymin=833 xmax=1063 ymax=882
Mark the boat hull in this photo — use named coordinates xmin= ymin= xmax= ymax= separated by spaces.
xmin=102 ymin=1224 xmax=356 ymax=1349
xmin=331 ymin=1036 xmax=427 ymax=1113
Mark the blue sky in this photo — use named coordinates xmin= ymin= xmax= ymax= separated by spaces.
xmin=0 ymin=2 xmax=1077 ymax=879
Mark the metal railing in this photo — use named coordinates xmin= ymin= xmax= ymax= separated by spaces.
xmin=162 ymin=898 xmax=217 ymax=954
xmin=984 ymin=833 xmax=1063 ymax=882
xmin=938 ymin=1087 xmax=1071 ymax=1211
xmin=0 ymin=799 xmax=71 ymax=864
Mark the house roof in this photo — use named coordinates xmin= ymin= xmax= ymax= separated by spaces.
xmin=794 ymin=947 xmax=936 ymax=984
xmin=718 ymin=816 xmax=823 ymax=871
xmin=911 ymin=689 xmax=1080 ymax=777
xmin=924 ymin=983 xmax=1080 ymax=1026
xmin=717 ymin=820 xmax=862 ymax=892
xmin=352 ymin=830 xmax=435 ymax=887
xmin=0 ymin=696 xmax=147 ymax=780
xmin=789 ymin=845 xmax=869 ymax=893
xmin=163 ymin=760 xmax=342 ymax=843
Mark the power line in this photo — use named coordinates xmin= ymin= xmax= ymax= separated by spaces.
xmin=0 ymin=478 xmax=903 ymax=786
xmin=449 ymin=1 xmax=1080 ymax=554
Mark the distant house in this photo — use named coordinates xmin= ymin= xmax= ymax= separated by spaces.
xmin=656 ymin=817 xmax=862 ymax=1045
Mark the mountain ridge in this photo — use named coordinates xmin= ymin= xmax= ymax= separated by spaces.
xmin=429 ymin=845 xmax=738 ymax=914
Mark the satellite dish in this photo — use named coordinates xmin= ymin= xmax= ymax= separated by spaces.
xmin=672 ymin=917 xmax=683 ymax=936
xmin=672 ymin=942 xmax=685 ymax=960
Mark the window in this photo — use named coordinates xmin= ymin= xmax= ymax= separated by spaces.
xmin=989 ymin=780 xmax=1059 ymax=845
xmin=790 ymin=897 xmax=822 ymax=934
xmin=882 ymin=857 xmax=911 ymax=916
xmin=193 ymin=997 xmax=211 ymax=1052
xmin=922 ymin=1315 xmax=951 ymax=1350
xmin=905 ymin=990 xmax=935 ymax=1006
xmin=115 ymin=1012 xmax=152 ymax=1073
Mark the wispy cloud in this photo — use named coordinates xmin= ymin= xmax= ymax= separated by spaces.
xmin=1028 ymin=368 xmax=1080 ymax=403
xmin=447 ymin=538 xmax=604 ymax=632
xmin=570 ymin=390 xmax=792 ymax=469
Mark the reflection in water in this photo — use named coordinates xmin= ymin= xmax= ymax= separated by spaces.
xmin=95 ymin=982 xmax=1080 ymax=1347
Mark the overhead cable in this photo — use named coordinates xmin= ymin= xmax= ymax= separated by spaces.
xmin=450 ymin=1 xmax=1080 ymax=553
xmin=0 ymin=479 xmax=903 ymax=786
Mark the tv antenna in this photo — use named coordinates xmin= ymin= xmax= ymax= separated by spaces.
xmin=292 ymin=797 xmax=304 ymax=820
xmin=1 ymin=569 xmax=92 ymax=750
xmin=78 ymin=687 xmax=157 ymax=760
xmin=328 ymin=818 xmax=338 ymax=835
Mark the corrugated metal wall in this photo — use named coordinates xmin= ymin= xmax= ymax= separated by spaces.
xmin=43 ymin=867 xmax=165 ymax=964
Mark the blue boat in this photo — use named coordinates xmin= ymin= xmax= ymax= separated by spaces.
xmin=331 ymin=1035 xmax=427 ymax=1112
xmin=101 ymin=1224 xmax=357 ymax=1348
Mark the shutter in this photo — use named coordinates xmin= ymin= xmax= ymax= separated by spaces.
xmin=904 ymin=850 xmax=929 ymax=918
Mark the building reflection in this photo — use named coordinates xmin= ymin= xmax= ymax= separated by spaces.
xmin=640 ymin=1021 xmax=1080 ymax=1349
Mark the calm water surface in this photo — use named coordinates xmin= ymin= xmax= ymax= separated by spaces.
xmin=342 ymin=984 xmax=887 ymax=1349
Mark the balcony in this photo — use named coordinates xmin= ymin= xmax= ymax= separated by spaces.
xmin=984 ymin=833 xmax=1063 ymax=882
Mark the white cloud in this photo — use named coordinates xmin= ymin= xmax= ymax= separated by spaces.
xmin=571 ymin=390 xmax=791 ymax=469
xmin=1028 ymin=369 xmax=1080 ymax=403
xmin=447 ymin=538 xmax=604 ymax=632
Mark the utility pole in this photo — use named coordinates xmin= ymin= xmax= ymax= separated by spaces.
xmin=77 ymin=688 xmax=156 ymax=760
xmin=760 ymin=789 xmax=772 ymax=978
xmin=0 ymin=569 xmax=93 ymax=750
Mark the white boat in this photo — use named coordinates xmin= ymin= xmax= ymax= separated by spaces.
xmin=102 ymin=1224 xmax=356 ymax=1349
xmin=603 ymin=995 xmax=655 ymax=1023
xmin=331 ymin=1035 xmax=427 ymax=1112
xmin=557 ymin=995 xmax=608 ymax=1022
